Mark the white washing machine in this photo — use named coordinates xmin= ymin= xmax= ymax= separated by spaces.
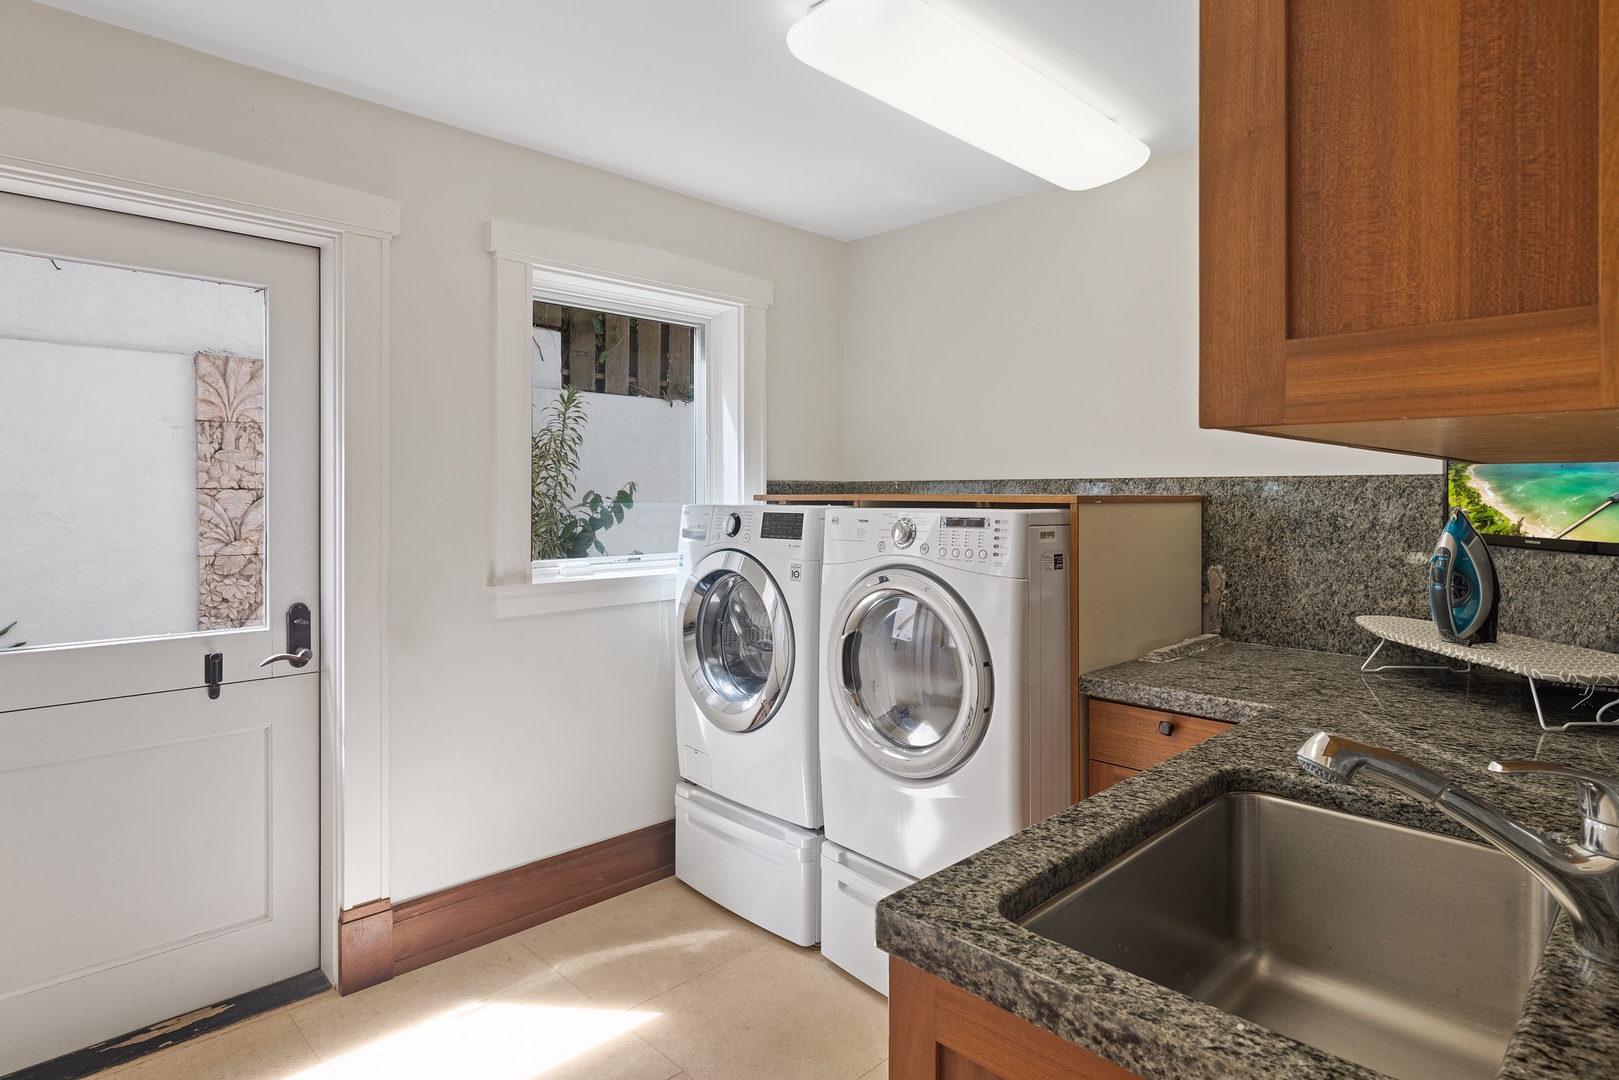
xmin=817 ymin=507 xmax=1071 ymax=991
xmin=673 ymin=503 xmax=825 ymax=945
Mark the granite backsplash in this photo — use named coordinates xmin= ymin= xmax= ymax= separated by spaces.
xmin=766 ymin=475 xmax=1619 ymax=657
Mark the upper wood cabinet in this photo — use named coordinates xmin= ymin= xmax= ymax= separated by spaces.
xmin=1200 ymin=0 xmax=1618 ymax=462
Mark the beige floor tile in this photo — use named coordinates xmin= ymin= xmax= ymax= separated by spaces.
xmin=288 ymin=937 xmax=550 ymax=1062
xmin=636 ymin=938 xmax=888 ymax=1080
xmin=516 ymin=879 xmax=770 ymax=1009
xmin=318 ymin=968 xmax=679 ymax=1080
xmin=858 ymin=1060 xmax=889 ymax=1080
xmin=95 ymin=1010 xmax=328 ymax=1080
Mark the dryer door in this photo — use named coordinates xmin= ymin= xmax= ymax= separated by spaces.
xmin=679 ymin=550 xmax=794 ymax=733
xmin=830 ymin=568 xmax=993 ymax=780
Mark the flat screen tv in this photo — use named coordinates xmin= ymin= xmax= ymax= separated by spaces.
xmin=1446 ymin=460 xmax=1619 ymax=556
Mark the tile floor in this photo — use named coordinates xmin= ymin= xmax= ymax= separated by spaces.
xmin=84 ymin=879 xmax=889 ymax=1080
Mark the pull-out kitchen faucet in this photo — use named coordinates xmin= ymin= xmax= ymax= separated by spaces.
xmin=1298 ymin=731 xmax=1619 ymax=964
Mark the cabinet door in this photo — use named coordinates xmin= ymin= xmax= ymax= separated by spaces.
xmin=1201 ymin=0 xmax=1619 ymax=462
xmin=1087 ymin=760 xmax=1141 ymax=798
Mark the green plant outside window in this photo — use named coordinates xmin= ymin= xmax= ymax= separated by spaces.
xmin=531 ymin=385 xmax=638 ymax=560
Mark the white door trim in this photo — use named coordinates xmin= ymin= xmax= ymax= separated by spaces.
xmin=0 ymin=104 xmax=398 ymax=990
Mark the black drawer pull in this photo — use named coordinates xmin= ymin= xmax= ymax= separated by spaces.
xmin=1158 ymin=720 xmax=1175 ymax=736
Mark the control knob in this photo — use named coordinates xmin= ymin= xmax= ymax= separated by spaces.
xmin=724 ymin=512 xmax=743 ymax=538
xmin=891 ymin=517 xmax=916 ymax=549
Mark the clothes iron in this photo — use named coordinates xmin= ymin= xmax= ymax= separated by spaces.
xmin=1430 ymin=508 xmax=1499 ymax=645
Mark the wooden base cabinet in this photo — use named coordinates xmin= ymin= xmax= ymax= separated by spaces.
xmin=1085 ymin=699 xmax=1233 ymax=797
xmin=1201 ymin=0 xmax=1619 ymax=463
xmin=890 ymin=958 xmax=1143 ymax=1080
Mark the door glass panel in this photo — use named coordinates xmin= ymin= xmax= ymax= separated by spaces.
xmin=696 ymin=571 xmax=774 ymax=702
xmin=850 ymin=594 xmax=963 ymax=750
xmin=0 ymin=250 xmax=267 ymax=650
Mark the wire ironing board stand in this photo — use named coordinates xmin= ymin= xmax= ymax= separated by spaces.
xmin=1356 ymin=615 xmax=1619 ymax=732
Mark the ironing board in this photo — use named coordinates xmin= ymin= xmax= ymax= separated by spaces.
xmin=1355 ymin=615 xmax=1619 ymax=732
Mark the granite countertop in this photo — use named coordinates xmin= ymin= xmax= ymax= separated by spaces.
xmin=876 ymin=637 xmax=1619 ymax=1080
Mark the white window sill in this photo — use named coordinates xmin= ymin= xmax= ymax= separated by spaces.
xmin=490 ymin=563 xmax=681 ymax=619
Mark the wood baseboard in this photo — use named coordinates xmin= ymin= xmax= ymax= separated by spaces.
xmin=337 ymin=898 xmax=395 ymax=995
xmin=337 ymin=820 xmax=675 ymax=994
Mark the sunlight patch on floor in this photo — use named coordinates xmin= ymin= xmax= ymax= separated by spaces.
xmin=289 ymin=1001 xmax=659 ymax=1079
xmin=560 ymin=927 xmax=739 ymax=968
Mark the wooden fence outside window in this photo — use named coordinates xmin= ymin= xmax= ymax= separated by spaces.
xmin=533 ymin=301 xmax=695 ymax=402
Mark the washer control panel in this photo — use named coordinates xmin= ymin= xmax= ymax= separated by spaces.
xmin=677 ymin=504 xmax=825 ymax=564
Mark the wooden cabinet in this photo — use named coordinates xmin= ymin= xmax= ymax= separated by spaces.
xmin=1201 ymin=0 xmax=1619 ymax=462
xmin=1084 ymin=699 xmax=1231 ymax=797
xmin=890 ymin=957 xmax=1143 ymax=1080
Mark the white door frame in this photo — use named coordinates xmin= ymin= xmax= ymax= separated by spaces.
xmin=0 ymin=104 xmax=398 ymax=989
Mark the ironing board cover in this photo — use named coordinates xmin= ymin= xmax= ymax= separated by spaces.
xmin=1356 ymin=615 xmax=1619 ymax=687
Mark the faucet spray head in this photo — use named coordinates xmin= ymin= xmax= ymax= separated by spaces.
xmin=1296 ymin=731 xmax=1451 ymax=804
xmin=1298 ymin=731 xmax=1354 ymax=784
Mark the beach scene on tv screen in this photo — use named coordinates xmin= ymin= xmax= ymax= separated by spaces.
xmin=1450 ymin=461 xmax=1619 ymax=543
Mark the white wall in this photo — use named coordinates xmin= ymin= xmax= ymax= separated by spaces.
xmin=0 ymin=0 xmax=845 ymax=901
xmin=842 ymin=148 xmax=1439 ymax=480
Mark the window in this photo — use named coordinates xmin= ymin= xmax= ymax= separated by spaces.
xmin=530 ymin=303 xmax=698 ymax=567
xmin=488 ymin=221 xmax=771 ymax=616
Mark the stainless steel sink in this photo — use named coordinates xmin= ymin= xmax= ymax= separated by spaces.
xmin=1021 ymin=793 xmax=1556 ymax=1080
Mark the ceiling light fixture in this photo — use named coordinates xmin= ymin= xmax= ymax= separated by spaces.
xmin=786 ymin=0 xmax=1150 ymax=191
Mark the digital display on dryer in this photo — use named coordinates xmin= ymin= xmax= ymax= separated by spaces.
xmin=759 ymin=512 xmax=804 ymax=540
xmin=942 ymin=516 xmax=986 ymax=529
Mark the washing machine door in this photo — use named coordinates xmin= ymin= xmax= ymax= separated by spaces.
xmin=679 ymin=550 xmax=794 ymax=733
xmin=830 ymin=567 xmax=993 ymax=780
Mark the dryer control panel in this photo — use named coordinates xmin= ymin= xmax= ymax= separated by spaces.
xmin=822 ymin=508 xmax=1067 ymax=578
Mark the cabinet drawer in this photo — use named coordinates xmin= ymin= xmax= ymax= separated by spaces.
xmin=1088 ymin=699 xmax=1232 ymax=773
xmin=1087 ymin=759 xmax=1140 ymax=797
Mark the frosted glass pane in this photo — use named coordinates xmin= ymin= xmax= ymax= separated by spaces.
xmin=0 ymin=250 xmax=267 ymax=650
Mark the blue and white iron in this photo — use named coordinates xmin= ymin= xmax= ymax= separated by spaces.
xmin=1430 ymin=508 xmax=1499 ymax=646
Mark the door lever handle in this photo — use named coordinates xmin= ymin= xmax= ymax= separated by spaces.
xmin=262 ymin=602 xmax=314 ymax=668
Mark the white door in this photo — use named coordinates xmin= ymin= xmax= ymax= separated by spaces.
xmin=0 ymin=191 xmax=320 ymax=1074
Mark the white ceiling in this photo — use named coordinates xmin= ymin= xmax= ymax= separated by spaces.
xmin=34 ymin=0 xmax=1199 ymax=240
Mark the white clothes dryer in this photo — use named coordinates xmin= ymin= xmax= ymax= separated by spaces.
xmin=816 ymin=507 xmax=1070 ymax=988
xmin=819 ymin=507 xmax=1072 ymax=880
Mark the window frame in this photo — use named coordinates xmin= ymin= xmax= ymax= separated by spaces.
xmin=488 ymin=220 xmax=771 ymax=617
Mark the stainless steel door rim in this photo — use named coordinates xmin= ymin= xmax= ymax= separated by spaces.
xmin=831 ymin=566 xmax=992 ymax=780
xmin=679 ymin=550 xmax=794 ymax=733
